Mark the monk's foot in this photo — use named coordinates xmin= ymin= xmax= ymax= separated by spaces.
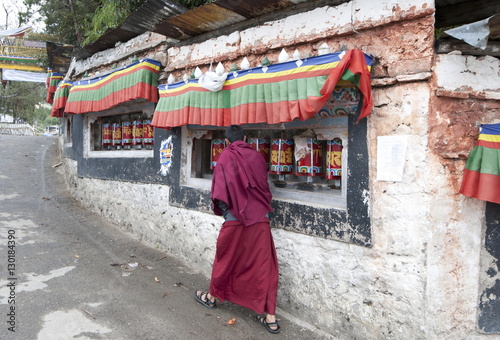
xmin=194 ymin=290 xmax=216 ymax=308
xmin=256 ymin=314 xmax=280 ymax=334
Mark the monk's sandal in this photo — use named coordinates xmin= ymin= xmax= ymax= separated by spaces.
xmin=256 ymin=315 xmax=280 ymax=334
xmin=194 ymin=291 xmax=216 ymax=309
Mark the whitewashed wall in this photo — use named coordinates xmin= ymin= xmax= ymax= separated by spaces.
xmin=426 ymin=54 xmax=500 ymax=338
xmin=62 ymin=0 xmax=499 ymax=339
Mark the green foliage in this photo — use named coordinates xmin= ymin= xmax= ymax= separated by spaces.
xmin=0 ymin=81 xmax=48 ymax=125
xmin=19 ymin=0 xmax=213 ymax=47
xmin=43 ymin=114 xmax=59 ymax=127
xmin=179 ymin=0 xmax=212 ymax=9
xmin=21 ymin=0 xmax=101 ymax=46
xmin=83 ymin=0 xmax=144 ymax=46
xmin=434 ymin=25 xmax=460 ymax=41
xmin=37 ymin=105 xmax=57 ymax=129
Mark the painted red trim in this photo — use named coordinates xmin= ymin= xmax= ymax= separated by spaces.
xmin=477 ymin=140 xmax=500 ymax=149
xmin=460 ymin=169 xmax=500 ymax=204
xmin=65 ymin=83 xmax=158 ymax=114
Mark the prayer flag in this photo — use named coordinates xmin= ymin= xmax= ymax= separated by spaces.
xmin=460 ymin=123 xmax=500 ymax=204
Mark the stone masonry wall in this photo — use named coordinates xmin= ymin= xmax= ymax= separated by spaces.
xmin=425 ymin=54 xmax=500 ymax=337
xmin=62 ymin=0 xmax=500 ymax=338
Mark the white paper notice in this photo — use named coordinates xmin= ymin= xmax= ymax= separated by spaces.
xmin=376 ymin=135 xmax=408 ymax=182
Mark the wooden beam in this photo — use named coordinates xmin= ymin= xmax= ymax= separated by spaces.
xmin=435 ymin=0 xmax=500 ymax=28
xmin=435 ymin=38 xmax=500 ymax=57
xmin=0 ymin=63 xmax=45 ymax=72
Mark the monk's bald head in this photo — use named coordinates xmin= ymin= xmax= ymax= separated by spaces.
xmin=225 ymin=125 xmax=245 ymax=143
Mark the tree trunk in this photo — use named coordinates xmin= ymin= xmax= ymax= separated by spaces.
xmin=67 ymin=0 xmax=83 ymax=46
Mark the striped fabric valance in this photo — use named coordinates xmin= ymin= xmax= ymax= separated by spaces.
xmin=50 ymin=80 xmax=73 ymax=117
xmin=460 ymin=123 xmax=500 ymax=204
xmin=64 ymin=58 xmax=161 ymax=114
xmin=152 ymin=49 xmax=373 ymax=129
xmin=45 ymin=71 xmax=63 ymax=104
xmin=0 ymin=55 xmax=39 ymax=64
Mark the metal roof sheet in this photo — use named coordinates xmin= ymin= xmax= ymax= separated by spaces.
xmin=73 ymin=0 xmax=187 ymax=59
xmin=46 ymin=41 xmax=74 ymax=74
xmin=199 ymin=0 xmax=297 ymax=20
xmin=69 ymin=0 xmax=499 ymax=61
xmin=74 ymin=0 xmax=315 ymax=59
xmin=153 ymin=3 xmax=246 ymax=39
xmin=120 ymin=0 xmax=187 ymax=34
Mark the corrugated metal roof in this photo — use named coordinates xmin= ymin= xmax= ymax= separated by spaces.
xmin=70 ymin=0 xmax=498 ymax=61
xmin=202 ymin=0 xmax=298 ymax=20
xmin=151 ymin=0 xmax=313 ymax=40
xmin=73 ymin=0 xmax=187 ymax=59
xmin=153 ymin=3 xmax=246 ymax=40
xmin=46 ymin=41 xmax=74 ymax=74
xmin=120 ymin=0 xmax=188 ymax=34
xmin=74 ymin=0 xmax=316 ymax=59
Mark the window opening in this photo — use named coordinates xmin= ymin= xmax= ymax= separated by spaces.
xmin=90 ymin=112 xmax=154 ymax=152
xmin=186 ymin=120 xmax=347 ymax=207
xmin=64 ymin=115 xmax=72 ymax=144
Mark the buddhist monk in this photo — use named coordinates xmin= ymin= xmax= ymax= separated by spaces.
xmin=195 ymin=125 xmax=280 ymax=334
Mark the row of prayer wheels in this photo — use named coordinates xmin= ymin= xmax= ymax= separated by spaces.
xmin=101 ymin=114 xmax=154 ymax=150
xmin=211 ymin=137 xmax=343 ymax=179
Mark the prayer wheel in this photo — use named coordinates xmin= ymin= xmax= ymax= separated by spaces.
xmin=143 ymin=117 xmax=154 ymax=149
xmin=132 ymin=115 xmax=143 ymax=149
xmin=325 ymin=138 xmax=342 ymax=180
xmin=211 ymin=138 xmax=225 ymax=169
xmin=121 ymin=115 xmax=132 ymax=150
xmin=295 ymin=138 xmax=324 ymax=176
xmin=269 ymin=139 xmax=294 ymax=175
xmin=111 ymin=119 xmax=122 ymax=150
xmin=247 ymin=138 xmax=270 ymax=169
xmin=102 ymin=119 xmax=112 ymax=149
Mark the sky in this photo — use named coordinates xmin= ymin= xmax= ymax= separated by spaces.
xmin=0 ymin=0 xmax=44 ymax=32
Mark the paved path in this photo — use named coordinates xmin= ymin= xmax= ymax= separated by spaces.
xmin=0 ymin=135 xmax=330 ymax=340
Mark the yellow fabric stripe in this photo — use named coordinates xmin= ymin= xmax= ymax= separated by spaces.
xmin=159 ymin=62 xmax=341 ymax=95
xmin=0 ymin=63 xmax=44 ymax=71
xmin=479 ymin=134 xmax=500 ymax=142
xmin=74 ymin=61 xmax=160 ymax=90
xmin=159 ymin=82 xmax=203 ymax=95
xmin=224 ymin=61 xmax=341 ymax=86
xmin=159 ymin=61 xmax=371 ymax=96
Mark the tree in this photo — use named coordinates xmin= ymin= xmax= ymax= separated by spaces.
xmin=20 ymin=0 xmax=146 ymax=46
xmin=20 ymin=0 xmax=213 ymax=47
xmin=20 ymin=0 xmax=100 ymax=46
xmin=0 ymin=81 xmax=48 ymax=125
xmin=83 ymin=0 xmax=144 ymax=46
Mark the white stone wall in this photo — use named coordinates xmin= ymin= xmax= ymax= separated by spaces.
xmin=63 ymin=158 xmax=222 ymax=273
xmin=61 ymin=0 xmax=500 ymax=338
xmin=0 ymin=123 xmax=35 ymax=136
xmin=427 ymin=54 xmax=500 ymax=338
xmin=435 ymin=54 xmax=500 ymax=105
xmin=435 ymin=54 xmax=500 ymax=93
xmin=166 ymin=0 xmax=433 ymax=71
xmin=71 ymin=32 xmax=168 ymax=77
xmin=62 ymin=85 xmax=440 ymax=340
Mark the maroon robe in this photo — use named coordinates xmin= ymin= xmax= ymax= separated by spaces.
xmin=211 ymin=140 xmax=272 ymax=226
xmin=209 ymin=140 xmax=278 ymax=315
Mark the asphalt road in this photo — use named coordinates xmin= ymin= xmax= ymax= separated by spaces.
xmin=0 ymin=135 xmax=330 ymax=340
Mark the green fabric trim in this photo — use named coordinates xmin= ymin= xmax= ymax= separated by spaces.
xmin=49 ymin=79 xmax=62 ymax=87
xmin=54 ymin=87 xmax=70 ymax=100
xmin=156 ymin=75 xmax=328 ymax=112
xmin=67 ymin=68 xmax=158 ymax=103
xmin=0 ymin=56 xmax=39 ymax=64
xmin=465 ymin=146 xmax=500 ymax=176
xmin=340 ymin=69 xmax=360 ymax=87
